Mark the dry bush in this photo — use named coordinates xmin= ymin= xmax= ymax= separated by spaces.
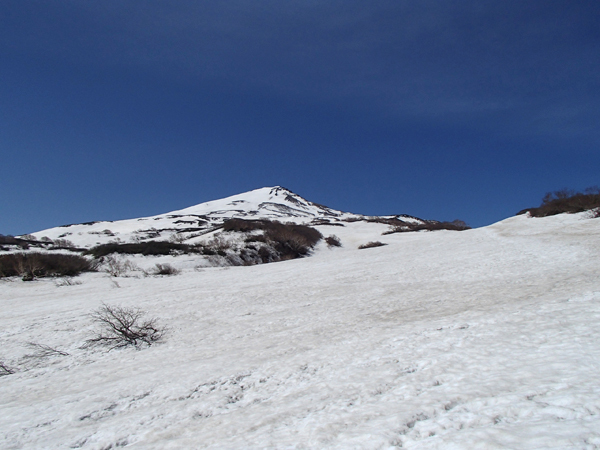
xmin=264 ymin=223 xmax=322 ymax=258
xmin=0 ymin=253 xmax=97 ymax=280
xmin=266 ymin=226 xmax=317 ymax=257
xmin=23 ymin=342 xmax=69 ymax=358
xmin=222 ymin=218 xmax=266 ymax=233
xmin=0 ymin=234 xmax=32 ymax=249
xmin=169 ymin=233 xmax=187 ymax=243
xmin=205 ymin=235 xmax=232 ymax=251
xmin=383 ymin=219 xmax=470 ymax=235
xmin=0 ymin=361 xmax=14 ymax=376
xmin=55 ymin=277 xmax=82 ymax=287
xmin=518 ymin=187 xmax=600 ymax=217
xmin=152 ymin=263 xmax=180 ymax=276
xmin=85 ymin=304 xmax=165 ymax=350
xmin=310 ymin=218 xmax=345 ymax=227
xmin=325 ymin=235 xmax=342 ymax=247
xmin=52 ymin=238 xmax=76 ymax=249
xmin=358 ymin=241 xmax=387 ymax=249
xmin=257 ymin=245 xmax=276 ymax=263
xmin=0 ymin=235 xmax=19 ymax=245
xmin=87 ymin=241 xmax=194 ymax=258
xmin=102 ymin=256 xmax=138 ymax=277
xmin=222 ymin=218 xmax=323 ymax=261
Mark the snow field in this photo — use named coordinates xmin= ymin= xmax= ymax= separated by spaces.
xmin=1 ymin=212 xmax=600 ymax=448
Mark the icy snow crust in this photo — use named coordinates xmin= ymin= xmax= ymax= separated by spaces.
xmin=2 ymin=209 xmax=600 ymax=448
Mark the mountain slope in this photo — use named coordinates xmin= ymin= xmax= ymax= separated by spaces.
xmin=1 ymin=211 xmax=600 ymax=448
xmin=22 ymin=186 xmax=431 ymax=249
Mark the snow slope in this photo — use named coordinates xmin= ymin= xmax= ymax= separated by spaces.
xmin=2 ymin=208 xmax=600 ymax=448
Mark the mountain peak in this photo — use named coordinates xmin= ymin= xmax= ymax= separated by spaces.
xmin=26 ymin=186 xmax=354 ymax=247
xmin=166 ymin=186 xmax=318 ymax=217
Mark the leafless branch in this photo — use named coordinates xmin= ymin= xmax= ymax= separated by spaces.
xmin=84 ymin=304 xmax=164 ymax=350
xmin=0 ymin=361 xmax=14 ymax=376
xmin=24 ymin=342 xmax=70 ymax=358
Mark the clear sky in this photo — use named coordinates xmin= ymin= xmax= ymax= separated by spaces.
xmin=2 ymin=1 xmax=599 ymax=235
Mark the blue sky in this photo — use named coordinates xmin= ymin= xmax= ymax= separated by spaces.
xmin=2 ymin=0 xmax=599 ymax=235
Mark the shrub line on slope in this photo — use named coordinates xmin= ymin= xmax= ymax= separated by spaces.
xmin=518 ymin=187 xmax=600 ymax=217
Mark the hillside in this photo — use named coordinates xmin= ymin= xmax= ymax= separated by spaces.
xmin=1 ymin=193 xmax=600 ymax=448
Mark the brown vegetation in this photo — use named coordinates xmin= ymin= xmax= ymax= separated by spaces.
xmin=517 ymin=187 xmax=600 ymax=217
xmin=86 ymin=241 xmax=196 ymax=258
xmin=358 ymin=241 xmax=387 ymax=249
xmin=152 ymin=263 xmax=180 ymax=276
xmin=83 ymin=219 xmax=323 ymax=267
xmin=325 ymin=235 xmax=342 ymax=247
xmin=382 ymin=219 xmax=470 ymax=235
xmin=0 ymin=253 xmax=97 ymax=280
xmin=222 ymin=218 xmax=322 ymax=261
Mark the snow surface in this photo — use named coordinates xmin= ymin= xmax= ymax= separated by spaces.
xmin=2 ymin=210 xmax=600 ymax=449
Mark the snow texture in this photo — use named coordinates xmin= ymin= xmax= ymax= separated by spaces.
xmin=2 ymin=191 xmax=600 ymax=449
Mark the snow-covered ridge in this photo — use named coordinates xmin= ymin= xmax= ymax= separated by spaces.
xmin=23 ymin=186 xmax=428 ymax=248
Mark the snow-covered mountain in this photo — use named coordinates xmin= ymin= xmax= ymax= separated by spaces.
xmin=24 ymin=186 xmax=428 ymax=248
xmin=4 ymin=189 xmax=600 ymax=449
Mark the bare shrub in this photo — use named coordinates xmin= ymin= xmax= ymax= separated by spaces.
xmin=265 ymin=223 xmax=322 ymax=258
xmin=24 ymin=342 xmax=69 ymax=358
xmin=53 ymin=238 xmax=76 ymax=248
xmin=0 ymin=361 xmax=14 ymax=376
xmin=169 ymin=233 xmax=186 ymax=244
xmin=0 ymin=253 xmax=96 ymax=280
xmin=518 ymin=186 xmax=600 ymax=217
xmin=222 ymin=218 xmax=265 ymax=233
xmin=206 ymin=254 xmax=227 ymax=266
xmin=102 ymin=256 xmax=137 ymax=277
xmin=325 ymin=235 xmax=342 ymax=247
xmin=311 ymin=218 xmax=345 ymax=227
xmin=358 ymin=241 xmax=387 ymax=249
xmin=55 ymin=277 xmax=82 ymax=287
xmin=257 ymin=245 xmax=276 ymax=263
xmin=383 ymin=219 xmax=470 ymax=235
xmin=85 ymin=304 xmax=165 ymax=350
xmin=205 ymin=235 xmax=232 ymax=251
xmin=222 ymin=218 xmax=322 ymax=262
xmin=152 ymin=263 xmax=180 ymax=276
xmin=87 ymin=241 xmax=194 ymax=258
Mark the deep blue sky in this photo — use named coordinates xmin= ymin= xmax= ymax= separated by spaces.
xmin=2 ymin=1 xmax=599 ymax=234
